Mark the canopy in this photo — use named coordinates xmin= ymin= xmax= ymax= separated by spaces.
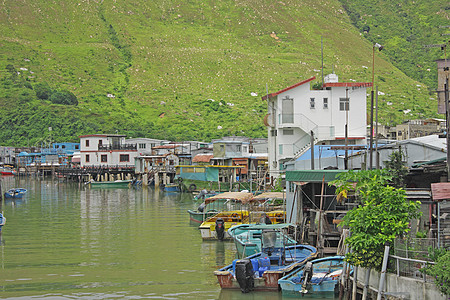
xmin=204 ymin=192 xmax=253 ymax=204
xmin=252 ymin=192 xmax=286 ymax=201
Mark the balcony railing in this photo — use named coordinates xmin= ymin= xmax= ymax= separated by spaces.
xmin=98 ymin=144 xmax=137 ymax=151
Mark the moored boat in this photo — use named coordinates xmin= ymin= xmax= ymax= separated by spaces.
xmin=88 ymin=180 xmax=132 ymax=188
xmin=163 ymin=183 xmax=180 ymax=192
xmin=0 ymin=212 xmax=5 ymax=231
xmin=0 ymin=166 xmax=16 ymax=176
xmin=214 ymin=231 xmax=317 ymax=292
xmin=278 ymin=256 xmax=348 ymax=297
xmin=4 ymin=188 xmax=27 ymax=198
xmin=228 ymin=223 xmax=297 ymax=258
xmin=188 ymin=191 xmax=250 ymax=224
xmin=199 ymin=209 xmax=286 ymax=240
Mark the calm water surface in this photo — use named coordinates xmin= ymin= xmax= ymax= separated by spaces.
xmin=0 ymin=177 xmax=331 ymax=300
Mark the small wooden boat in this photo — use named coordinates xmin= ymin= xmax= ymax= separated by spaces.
xmin=199 ymin=209 xmax=286 ymax=240
xmin=4 ymin=188 xmax=27 ymax=198
xmin=0 ymin=166 xmax=16 ymax=176
xmin=188 ymin=191 xmax=250 ymax=224
xmin=163 ymin=184 xmax=180 ymax=192
xmin=228 ymin=223 xmax=297 ymax=258
xmin=0 ymin=212 xmax=5 ymax=231
xmin=278 ymin=256 xmax=348 ymax=297
xmin=214 ymin=240 xmax=317 ymax=292
xmin=88 ymin=180 xmax=132 ymax=188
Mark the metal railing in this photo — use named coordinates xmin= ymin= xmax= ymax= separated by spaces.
xmin=98 ymin=144 xmax=137 ymax=151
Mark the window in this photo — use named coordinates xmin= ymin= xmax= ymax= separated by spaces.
xmin=279 ymin=144 xmax=283 ymax=155
xmin=282 ymin=96 xmax=294 ymax=123
xmin=55 ymin=145 xmax=59 ymax=148
xmin=323 ymin=98 xmax=328 ymax=109
xmin=139 ymin=143 xmax=146 ymax=149
xmin=101 ymin=154 xmax=107 ymax=162
xmin=237 ymin=145 xmax=241 ymax=152
xmin=310 ymin=98 xmax=315 ymax=109
xmin=98 ymin=140 xmax=103 ymax=146
xmin=243 ymin=146 xmax=248 ymax=152
xmin=283 ymin=129 xmax=294 ymax=135
xmin=271 ymin=129 xmax=278 ymax=137
xmin=120 ymin=154 xmax=129 ymax=162
xmin=85 ymin=154 xmax=90 ymax=163
xmin=339 ymin=98 xmax=349 ymax=111
xmin=62 ymin=145 xmax=66 ymax=149
xmin=85 ymin=140 xmax=90 ymax=147
xmin=220 ymin=145 xmax=224 ymax=150
xmin=75 ymin=145 xmax=79 ymax=150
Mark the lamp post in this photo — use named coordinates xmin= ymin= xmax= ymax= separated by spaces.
xmin=370 ymin=43 xmax=383 ymax=170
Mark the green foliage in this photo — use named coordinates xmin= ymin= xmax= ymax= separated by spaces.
xmin=271 ymin=177 xmax=284 ymax=192
xmin=50 ymin=90 xmax=78 ymax=106
xmin=0 ymin=0 xmax=443 ymax=145
xmin=34 ymin=83 xmax=52 ymax=100
xmin=331 ymin=170 xmax=422 ymax=271
xmin=425 ymin=250 xmax=450 ymax=296
xmin=385 ymin=149 xmax=408 ymax=188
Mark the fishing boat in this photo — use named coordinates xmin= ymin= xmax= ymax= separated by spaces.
xmin=163 ymin=183 xmax=180 ymax=192
xmin=189 ymin=192 xmax=251 ymax=224
xmin=0 ymin=212 xmax=5 ymax=231
xmin=199 ymin=209 xmax=286 ymax=240
xmin=4 ymin=188 xmax=27 ymax=198
xmin=88 ymin=180 xmax=132 ymax=188
xmin=214 ymin=229 xmax=317 ymax=292
xmin=228 ymin=223 xmax=297 ymax=258
xmin=0 ymin=166 xmax=16 ymax=176
xmin=278 ymin=256 xmax=348 ymax=297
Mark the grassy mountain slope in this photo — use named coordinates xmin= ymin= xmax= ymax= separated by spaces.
xmin=0 ymin=0 xmax=444 ymax=146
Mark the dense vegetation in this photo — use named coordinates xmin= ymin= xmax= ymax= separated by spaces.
xmin=0 ymin=0 xmax=447 ymax=146
xmin=331 ymin=169 xmax=421 ymax=270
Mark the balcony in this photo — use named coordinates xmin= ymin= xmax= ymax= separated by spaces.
xmin=98 ymin=144 xmax=137 ymax=151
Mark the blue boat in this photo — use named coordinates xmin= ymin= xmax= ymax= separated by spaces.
xmin=0 ymin=212 xmax=6 ymax=231
xmin=278 ymin=256 xmax=349 ymax=297
xmin=163 ymin=184 xmax=180 ymax=192
xmin=228 ymin=223 xmax=297 ymax=258
xmin=214 ymin=228 xmax=317 ymax=292
xmin=4 ymin=188 xmax=27 ymax=198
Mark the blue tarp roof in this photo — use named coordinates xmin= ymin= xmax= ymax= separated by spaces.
xmin=296 ymin=145 xmax=369 ymax=161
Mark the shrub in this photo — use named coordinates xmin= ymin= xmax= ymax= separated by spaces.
xmin=50 ymin=90 xmax=78 ymax=105
xmin=34 ymin=82 xmax=52 ymax=100
xmin=425 ymin=250 xmax=450 ymax=296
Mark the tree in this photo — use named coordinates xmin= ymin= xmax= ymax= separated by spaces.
xmin=385 ymin=149 xmax=407 ymax=188
xmin=331 ymin=170 xmax=421 ymax=271
xmin=34 ymin=82 xmax=52 ymax=100
xmin=50 ymin=90 xmax=78 ymax=105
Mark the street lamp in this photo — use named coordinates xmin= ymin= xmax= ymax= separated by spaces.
xmin=369 ymin=43 xmax=383 ymax=170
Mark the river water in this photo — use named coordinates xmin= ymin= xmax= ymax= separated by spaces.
xmin=0 ymin=176 xmax=331 ymax=300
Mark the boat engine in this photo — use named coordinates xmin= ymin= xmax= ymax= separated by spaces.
xmin=235 ymin=259 xmax=254 ymax=293
xmin=301 ymin=261 xmax=314 ymax=294
xmin=215 ymin=218 xmax=225 ymax=241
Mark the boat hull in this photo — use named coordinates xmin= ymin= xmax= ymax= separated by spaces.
xmin=214 ymin=245 xmax=317 ymax=291
xmin=89 ymin=180 xmax=132 ymax=188
xmin=188 ymin=210 xmax=218 ymax=224
xmin=278 ymin=256 xmax=346 ymax=297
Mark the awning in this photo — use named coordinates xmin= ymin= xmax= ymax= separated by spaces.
xmin=285 ymin=170 xmax=348 ymax=183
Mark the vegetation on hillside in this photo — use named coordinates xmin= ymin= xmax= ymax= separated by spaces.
xmin=0 ymin=0 xmax=444 ymax=146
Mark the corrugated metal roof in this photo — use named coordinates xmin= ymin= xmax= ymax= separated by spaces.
xmin=431 ymin=182 xmax=450 ymax=201
xmin=192 ymin=154 xmax=213 ymax=163
xmin=286 ymin=170 xmax=348 ymax=183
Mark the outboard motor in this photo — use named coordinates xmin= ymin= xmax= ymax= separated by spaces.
xmin=235 ymin=259 xmax=254 ymax=293
xmin=197 ymin=202 xmax=205 ymax=213
xmin=300 ymin=261 xmax=314 ymax=294
xmin=215 ymin=218 xmax=225 ymax=241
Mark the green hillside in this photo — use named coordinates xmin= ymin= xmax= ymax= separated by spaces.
xmin=0 ymin=0 xmax=446 ymax=146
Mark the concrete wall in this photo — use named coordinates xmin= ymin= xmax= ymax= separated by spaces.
xmin=356 ymin=267 xmax=446 ymax=300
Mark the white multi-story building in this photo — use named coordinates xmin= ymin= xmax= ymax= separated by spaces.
xmin=262 ymin=74 xmax=370 ymax=177
xmin=79 ymin=134 xmax=138 ymax=167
